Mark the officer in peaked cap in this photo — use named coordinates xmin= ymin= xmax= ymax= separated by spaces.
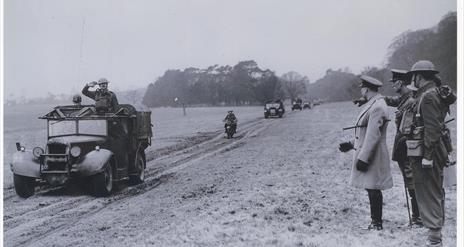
xmin=353 ymin=76 xmax=383 ymax=106
xmin=389 ymin=69 xmax=410 ymax=82
xmin=360 ymin=75 xmax=383 ymax=88
xmin=339 ymin=74 xmax=392 ymax=230
xmin=384 ymin=69 xmax=422 ymax=227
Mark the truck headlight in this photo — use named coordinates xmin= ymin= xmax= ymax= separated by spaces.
xmin=33 ymin=147 xmax=44 ymax=158
xmin=70 ymin=146 xmax=81 ymax=157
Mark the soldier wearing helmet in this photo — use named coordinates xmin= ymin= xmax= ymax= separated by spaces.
xmin=404 ymin=60 xmax=456 ymax=247
xmin=82 ymin=78 xmax=119 ymax=113
xmin=223 ymin=110 xmax=238 ymax=133
xmin=384 ymin=69 xmax=422 ymax=227
xmin=72 ymin=94 xmax=82 ymax=107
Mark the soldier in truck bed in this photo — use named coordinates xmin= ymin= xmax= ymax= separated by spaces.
xmin=82 ymin=78 xmax=119 ymax=113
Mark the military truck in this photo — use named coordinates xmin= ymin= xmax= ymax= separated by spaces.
xmin=10 ymin=104 xmax=152 ymax=198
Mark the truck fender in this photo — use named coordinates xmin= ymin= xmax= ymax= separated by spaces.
xmin=75 ymin=149 xmax=113 ymax=177
xmin=10 ymin=150 xmax=41 ymax=178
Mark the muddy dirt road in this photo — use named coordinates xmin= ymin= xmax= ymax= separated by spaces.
xmin=3 ymin=102 xmax=457 ymax=247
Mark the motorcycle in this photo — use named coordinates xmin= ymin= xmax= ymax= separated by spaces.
xmin=224 ymin=120 xmax=237 ymax=139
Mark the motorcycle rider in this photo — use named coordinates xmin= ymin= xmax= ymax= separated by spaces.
xmin=223 ymin=110 xmax=238 ymax=134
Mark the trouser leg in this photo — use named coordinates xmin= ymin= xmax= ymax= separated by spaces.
xmin=366 ymin=189 xmax=382 ymax=224
xmin=408 ymin=189 xmax=420 ymax=219
xmin=410 ymin=157 xmax=444 ymax=229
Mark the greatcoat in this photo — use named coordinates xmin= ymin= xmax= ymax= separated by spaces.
xmin=350 ymin=94 xmax=393 ymax=190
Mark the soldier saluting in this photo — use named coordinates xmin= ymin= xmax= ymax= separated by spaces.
xmin=82 ymin=78 xmax=119 ymax=113
xmin=384 ymin=69 xmax=422 ymax=227
xmin=403 ymin=61 xmax=456 ymax=247
xmin=339 ymin=75 xmax=392 ymax=230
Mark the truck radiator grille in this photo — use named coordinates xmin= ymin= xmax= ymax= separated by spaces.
xmin=48 ymin=144 xmax=67 ymax=154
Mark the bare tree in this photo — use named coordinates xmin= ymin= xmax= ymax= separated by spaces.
xmin=280 ymin=71 xmax=309 ymax=102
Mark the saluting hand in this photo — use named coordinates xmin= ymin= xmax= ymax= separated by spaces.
xmin=87 ymin=81 xmax=97 ymax=87
xmin=356 ymin=160 xmax=369 ymax=172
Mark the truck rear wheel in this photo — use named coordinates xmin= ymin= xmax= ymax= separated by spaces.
xmin=14 ymin=174 xmax=35 ymax=198
xmin=129 ymin=152 xmax=145 ymax=185
xmin=92 ymin=162 xmax=113 ymax=197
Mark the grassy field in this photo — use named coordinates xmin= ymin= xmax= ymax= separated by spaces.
xmin=2 ymin=104 xmax=264 ymax=187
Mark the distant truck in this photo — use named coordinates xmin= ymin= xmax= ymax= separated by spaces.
xmin=264 ymin=100 xmax=285 ymax=118
xmin=10 ymin=104 xmax=152 ymax=198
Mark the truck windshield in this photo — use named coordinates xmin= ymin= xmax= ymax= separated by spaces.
xmin=79 ymin=120 xmax=107 ymax=136
xmin=49 ymin=120 xmax=76 ymax=137
xmin=266 ymin=103 xmax=280 ymax=109
xmin=48 ymin=120 xmax=107 ymax=137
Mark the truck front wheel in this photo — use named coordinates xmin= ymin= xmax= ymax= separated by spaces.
xmin=92 ymin=162 xmax=113 ymax=197
xmin=14 ymin=174 xmax=35 ymax=198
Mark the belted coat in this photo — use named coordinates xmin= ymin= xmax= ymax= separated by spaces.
xmin=350 ymin=94 xmax=393 ymax=190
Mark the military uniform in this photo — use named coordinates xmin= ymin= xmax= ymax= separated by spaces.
xmin=403 ymin=60 xmax=456 ymax=247
xmin=384 ymin=69 xmax=422 ymax=225
xmin=82 ymin=84 xmax=119 ymax=112
xmin=341 ymin=75 xmax=392 ymax=230
xmin=224 ymin=112 xmax=238 ymax=133
xmin=385 ymin=93 xmax=415 ymax=186
xmin=407 ymin=81 xmax=449 ymax=229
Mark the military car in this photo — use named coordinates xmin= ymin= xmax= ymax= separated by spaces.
xmin=11 ymin=104 xmax=152 ymax=198
xmin=303 ymin=102 xmax=312 ymax=109
xmin=264 ymin=100 xmax=285 ymax=118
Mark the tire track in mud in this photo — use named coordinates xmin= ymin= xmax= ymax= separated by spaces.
xmin=3 ymin=115 xmax=280 ymax=247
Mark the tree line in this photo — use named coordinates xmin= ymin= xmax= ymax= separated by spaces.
xmin=142 ymin=61 xmax=308 ymax=107
xmin=143 ymin=12 xmax=456 ymax=106
xmin=306 ymin=12 xmax=456 ymax=102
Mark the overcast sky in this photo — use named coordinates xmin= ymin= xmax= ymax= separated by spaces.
xmin=4 ymin=0 xmax=456 ymax=99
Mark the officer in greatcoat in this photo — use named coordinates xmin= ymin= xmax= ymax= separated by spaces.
xmin=404 ymin=60 xmax=456 ymax=247
xmin=339 ymin=75 xmax=393 ymax=230
xmin=384 ymin=69 xmax=422 ymax=227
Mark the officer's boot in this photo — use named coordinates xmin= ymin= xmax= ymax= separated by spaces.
xmin=426 ymin=228 xmax=442 ymax=247
xmin=409 ymin=189 xmax=423 ymax=227
xmin=367 ymin=189 xmax=383 ymax=230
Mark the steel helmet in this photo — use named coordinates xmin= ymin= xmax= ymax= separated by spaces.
xmin=72 ymin=94 xmax=82 ymax=104
xmin=408 ymin=60 xmax=439 ymax=74
xmin=97 ymin=78 xmax=110 ymax=85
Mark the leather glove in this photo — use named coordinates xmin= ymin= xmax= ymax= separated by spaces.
xmin=353 ymin=97 xmax=368 ymax=107
xmin=87 ymin=81 xmax=97 ymax=87
xmin=356 ymin=159 xmax=369 ymax=172
xmin=339 ymin=142 xmax=354 ymax=152
xmin=421 ymin=159 xmax=433 ymax=169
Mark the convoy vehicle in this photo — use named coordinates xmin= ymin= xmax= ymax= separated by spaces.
xmin=11 ymin=104 xmax=152 ymax=198
xmin=303 ymin=102 xmax=312 ymax=109
xmin=264 ymin=100 xmax=285 ymax=118
xmin=292 ymin=98 xmax=303 ymax=111
xmin=292 ymin=102 xmax=302 ymax=111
